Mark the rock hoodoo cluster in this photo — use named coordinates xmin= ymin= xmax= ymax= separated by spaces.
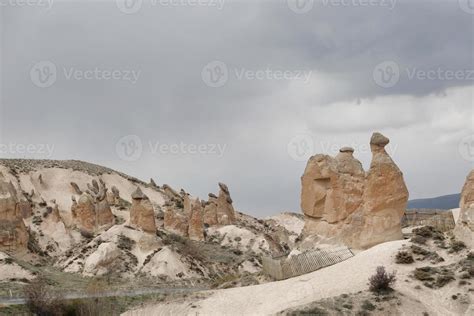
xmin=163 ymin=182 xmax=236 ymax=240
xmin=71 ymin=179 xmax=114 ymax=235
xmin=454 ymin=170 xmax=474 ymax=248
xmin=301 ymin=132 xmax=409 ymax=249
xmin=130 ymin=187 xmax=156 ymax=234
xmin=0 ymin=176 xmax=29 ymax=251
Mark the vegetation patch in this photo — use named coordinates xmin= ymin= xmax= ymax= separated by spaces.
xmin=412 ymin=226 xmax=444 ymax=241
xmin=395 ymin=251 xmax=414 ymax=264
xmin=449 ymin=240 xmax=466 ymax=253
xmin=411 ymin=245 xmax=444 ymax=263
xmin=413 ymin=266 xmax=455 ymax=288
xmin=368 ymin=266 xmax=396 ymax=294
xmin=117 ymin=234 xmax=135 ymax=251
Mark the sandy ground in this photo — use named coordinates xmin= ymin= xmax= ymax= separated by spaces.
xmin=0 ymin=253 xmax=34 ymax=282
xmin=124 ymin=239 xmax=472 ymax=316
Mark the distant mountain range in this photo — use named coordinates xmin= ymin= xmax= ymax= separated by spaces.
xmin=407 ymin=193 xmax=460 ymax=210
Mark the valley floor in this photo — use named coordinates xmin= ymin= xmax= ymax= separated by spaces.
xmin=124 ymin=240 xmax=473 ymax=316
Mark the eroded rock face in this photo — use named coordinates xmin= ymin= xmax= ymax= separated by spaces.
xmin=83 ymin=242 xmax=121 ymax=276
xmin=216 ymin=182 xmax=236 ymax=225
xmin=72 ymin=193 xmax=96 ymax=234
xmin=454 ymin=170 xmax=474 ymax=248
xmin=0 ymin=179 xmax=28 ymax=251
xmin=164 ymin=208 xmax=188 ymax=237
xmin=130 ymin=187 xmax=156 ymax=234
xmin=188 ymin=198 xmax=204 ymax=241
xmin=203 ymin=194 xmax=218 ymax=226
xmin=301 ymin=133 xmax=409 ymax=249
xmin=71 ymin=179 xmax=114 ymax=235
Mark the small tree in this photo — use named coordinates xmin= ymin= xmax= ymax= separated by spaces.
xmin=368 ymin=266 xmax=396 ymax=293
xmin=23 ymin=276 xmax=64 ymax=316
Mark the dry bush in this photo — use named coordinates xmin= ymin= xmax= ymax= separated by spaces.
xmin=449 ymin=240 xmax=466 ymax=253
xmin=395 ymin=251 xmax=414 ymax=264
xmin=413 ymin=266 xmax=455 ymax=288
xmin=368 ymin=266 xmax=396 ymax=293
xmin=23 ymin=276 xmax=65 ymax=316
xmin=412 ymin=226 xmax=444 ymax=240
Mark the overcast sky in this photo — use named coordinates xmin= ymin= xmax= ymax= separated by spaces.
xmin=0 ymin=0 xmax=473 ymax=217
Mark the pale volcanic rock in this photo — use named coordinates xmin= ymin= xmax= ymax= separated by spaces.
xmin=203 ymin=194 xmax=218 ymax=226
xmin=164 ymin=209 xmax=189 ymax=237
xmin=454 ymin=170 xmax=474 ymax=248
xmin=216 ymin=182 xmax=236 ymax=225
xmin=188 ymin=198 xmax=204 ymax=241
xmin=106 ymin=186 xmax=120 ymax=206
xmin=183 ymin=194 xmax=193 ymax=218
xmin=0 ymin=178 xmax=29 ymax=251
xmin=72 ymin=193 xmax=97 ymax=234
xmin=130 ymin=187 xmax=156 ymax=234
xmin=72 ymin=179 xmax=114 ymax=235
xmin=301 ymin=132 xmax=408 ymax=249
xmin=17 ymin=200 xmax=33 ymax=219
xmin=96 ymin=199 xmax=114 ymax=227
xmin=301 ymin=153 xmax=365 ymax=224
xmin=83 ymin=242 xmax=121 ymax=276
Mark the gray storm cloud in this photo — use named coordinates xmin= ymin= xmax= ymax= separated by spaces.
xmin=0 ymin=0 xmax=472 ymax=217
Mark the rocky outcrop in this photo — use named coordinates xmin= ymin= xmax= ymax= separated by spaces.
xmin=203 ymin=193 xmax=218 ymax=226
xmin=188 ymin=198 xmax=204 ymax=241
xmin=0 ymin=178 xmax=29 ymax=251
xmin=301 ymin=133 xmax=409 ymax=249
xmin=83 ymin=242 xmax=121 ymax=276
xmin=71 ymin=179 xmax=114 ymax=235
xmin=216 ymin=182 xmax=236 ymax=225
xmin=17 ymin=200 xmax=33 ymax=219
xmin=106 ymin=186 xmax=121 ymax=206
xmin=164 ymin=208 xmax=189 ymax=237
xmin=130 ymin=187 xmax=156 ymax=234
xmin=454 ymin=170 xmax=474 ymax=248
xmin=72 ymin=194 xmax=96 ymax=234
